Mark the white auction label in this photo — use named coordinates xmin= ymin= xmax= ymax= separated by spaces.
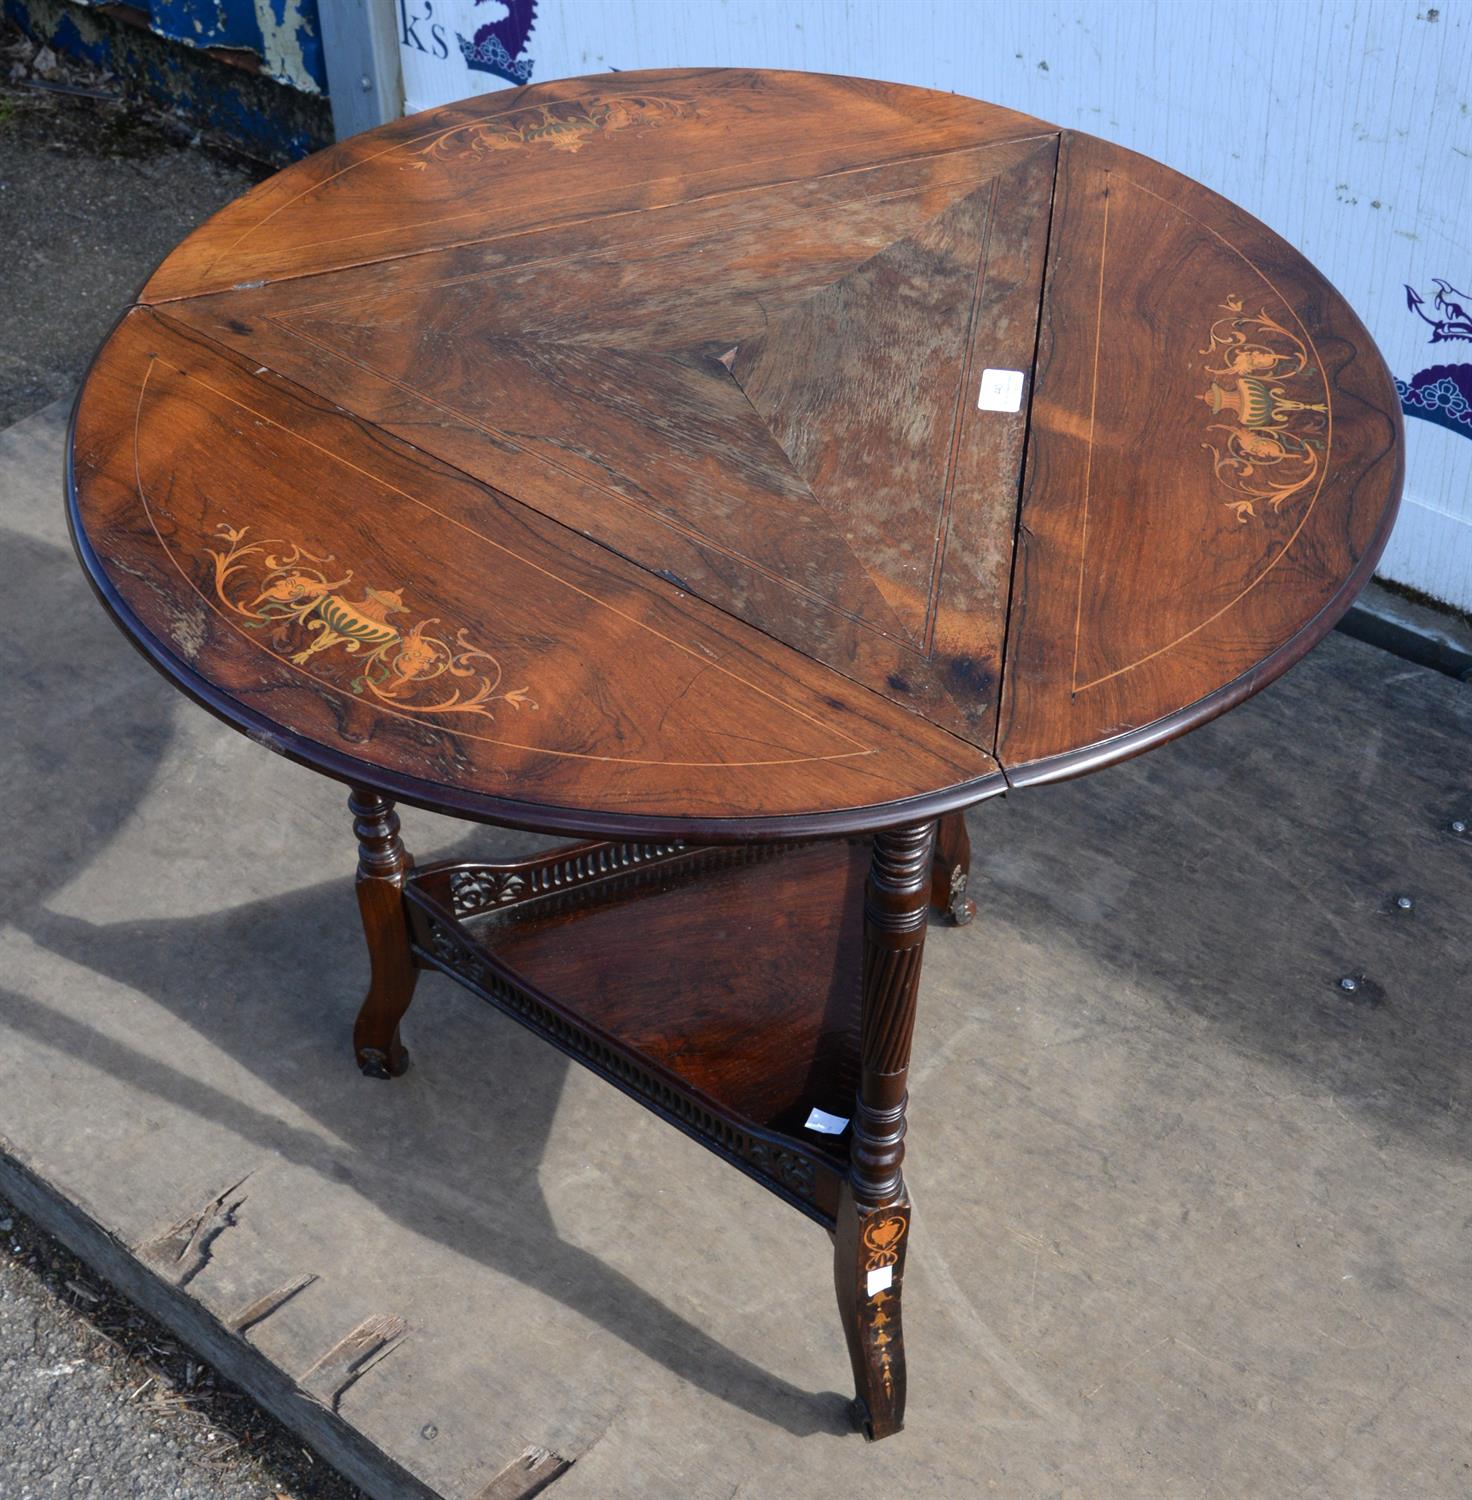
xmin=803 ymin=1106 xmax=850 ymax=1135
xmin=867 ymin=1265 xmax=894 ymax=1297
xmin=977 ymin=367 xmax=1025 ymax=413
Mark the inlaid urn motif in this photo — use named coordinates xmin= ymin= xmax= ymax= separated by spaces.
xmin=1198 ymin=294 xmax=1329 ymax=522
xmin=209 ymin=524 xmax=535 ymax=719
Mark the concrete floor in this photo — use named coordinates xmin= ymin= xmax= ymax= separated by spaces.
xmin=3 ymin=393 xmax=1472 ymax=1499
xmin=0 ymin=34 xmax=256 ymax=428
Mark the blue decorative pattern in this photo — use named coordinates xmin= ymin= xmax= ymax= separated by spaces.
xmin=1397 ymin=366 xmax=1472 ymax=439
xmin=458 ymin=0 xmax=537 ymax=85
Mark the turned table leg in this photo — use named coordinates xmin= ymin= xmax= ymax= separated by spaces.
xmin=349 ymin=787 xmax=418 ymax=1079
xmin=835 ymin=819 xmax=935 ymax=1440
xmin=930 ymin=809 xmax=976 ymax=926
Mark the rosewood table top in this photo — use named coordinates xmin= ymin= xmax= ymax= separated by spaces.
xmin=67 ymin=68 xmax=1403 ymax=837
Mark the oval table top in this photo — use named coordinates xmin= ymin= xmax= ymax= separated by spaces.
xmin=68 ymin=68 xmax=1403 ymax=839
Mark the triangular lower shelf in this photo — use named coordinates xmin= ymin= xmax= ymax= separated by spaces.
xmin=404 ymin=841 xmax=872 ymax=1225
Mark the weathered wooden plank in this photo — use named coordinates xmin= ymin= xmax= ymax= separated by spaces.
xmin=137 ymin=1174 xmax=253 ymax=1287
xmin=168 ymin=135 xmax=1052 ymax=346
xmin=301 ymin=1313 xmax=409 ymax=1412
xmin=227 ymin=1272 xmax=319 ymax=1334
xmin=471 ymin=1447 xmax=572 ymax=1500
xmin=0 ymin=1152 xmax=439 ymax=1500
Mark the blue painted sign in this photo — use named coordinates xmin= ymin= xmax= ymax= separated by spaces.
xmin=1400 ymin=280 xmax=1472 ymax=440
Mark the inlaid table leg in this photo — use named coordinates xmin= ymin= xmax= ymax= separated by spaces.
xmin=930 ymin=809 xmax=976 ymax=926
xmin=349 ymin=787 xmax=418 ymax=1079
xmin=835 ymin=819 xmax=936 ymax=1440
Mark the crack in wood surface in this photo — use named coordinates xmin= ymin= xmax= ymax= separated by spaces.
xmin=135 ymin=1173 xmax=253 ymax=1288
xmin=471 ymin=1444 xmax=573 ymax=1500
xmin=226 ymin=1271 xmax=319 ymax=1334
xmin=300 ymin=1313 xmax=408 ymax=1413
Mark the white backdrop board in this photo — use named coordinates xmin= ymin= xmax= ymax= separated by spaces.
xmin=396 ymin=0 xmax=1472 ymax=611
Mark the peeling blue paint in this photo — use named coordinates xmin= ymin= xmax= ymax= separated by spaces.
xmin=49 ymin=10 xmax=107 ymax=65
xmin=144 ymin=0 xmax=326 ymax=93
xmin=6 ymin=0 xmax=330 ymax=160
xmin=294 ymin=18 xmax=320 ymax=88
xmin=26 ymin=0 xmax=329 ymax=94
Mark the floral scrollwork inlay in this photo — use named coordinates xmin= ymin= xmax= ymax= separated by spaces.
xmin=863 ymin=1213 xmax=907 ymax=1399
xmin=403 ymin=93 xmax=699 ymax=166
xmin=1198 ymin=294 xmax=1329 ymax=523
xmin=208 ymin=524 xmax=535 ymax=719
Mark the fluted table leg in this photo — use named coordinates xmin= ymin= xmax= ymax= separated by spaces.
xmin=834 ymin=819 xmax=936 ymax=1440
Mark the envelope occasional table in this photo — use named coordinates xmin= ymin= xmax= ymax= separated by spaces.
xmin=67 ymin=68 xmax=1403 ymax=1440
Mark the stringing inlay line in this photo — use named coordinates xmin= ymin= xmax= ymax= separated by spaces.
xmin=922 ymin=171 xmax=1000 ymax=658
xmin=130 ymin=356 xmax=878 ymax=770
xmin=1069 ymin=170 xmax=1111 ymax=696
xmin=265 ymin=309 xmax=923 ymax=651
xmin=1070 ymin=175 xmax=1334 ymax=695
xmin=185 ymin=104 xmax=1058 ymax=298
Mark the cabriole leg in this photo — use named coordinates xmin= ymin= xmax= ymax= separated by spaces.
xmin=931 ymin=809 xmax=976 ymax=925
xmin=835 ymin=820 xmax=935 ymax=1440
xmin=349 ymin=787 xmax=418 ymax=1079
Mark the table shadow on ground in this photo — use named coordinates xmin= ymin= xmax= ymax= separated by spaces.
xmin=7 ymin=519 xmax=1472 ymax=1446
xmin=2 ymin=525 xmax=852 ymax=1439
